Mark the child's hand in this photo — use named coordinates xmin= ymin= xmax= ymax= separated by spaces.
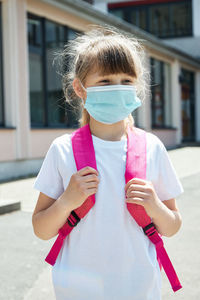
xmin=125 ymin=178 xmax=162 ymax=218
xmin=62 ymin=166 xmax=99 ymax=211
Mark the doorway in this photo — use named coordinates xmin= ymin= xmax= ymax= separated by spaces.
xmin=180 ymin=68 xmax=195 ymax=142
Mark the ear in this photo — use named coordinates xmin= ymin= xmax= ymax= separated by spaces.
xmin=72 ymin=78 xmax=87 ymax=101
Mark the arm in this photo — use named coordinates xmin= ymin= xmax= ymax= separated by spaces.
xmin=32 ymin=166 xmax=99 ymax=240
xmin=32 ymin=192 xmax=72 ymax=240
xmin=151 ymin=198 xmax=182 ymax=237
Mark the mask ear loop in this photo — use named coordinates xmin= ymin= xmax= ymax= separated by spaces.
xmin=80 ymin=97 xmax=85 ymax=109
xmin=79 ymin=79 xmax=87 ymax=108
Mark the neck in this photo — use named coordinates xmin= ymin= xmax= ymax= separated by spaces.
xmin=89 ymin=117 xmax=127 ymax=141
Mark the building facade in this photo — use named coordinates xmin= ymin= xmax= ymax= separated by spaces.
xmin=0 ymin=0 xmax=200 ymax=181
xmin=107 ymin=0 xmax=200 ymax=143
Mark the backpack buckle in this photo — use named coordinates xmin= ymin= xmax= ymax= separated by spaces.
xmin=143 ymin=222 xmax=156 ymax=237
xmin=67 ymin=211 xmax=81 ymax=227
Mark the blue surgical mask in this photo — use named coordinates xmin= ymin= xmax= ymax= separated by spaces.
xmin=83 ymin=85 xmax=141 ymax=124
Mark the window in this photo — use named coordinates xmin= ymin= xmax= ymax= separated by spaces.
xmin=28 ymin=14 xmax=80 ymax=128
xmin=109 ymin=0 xmax=192 ymax=38
xmin=45 ymin=20 xmax=68 ymax=127
xmin=129 ymin=7 xmax=147 ymax=31
xmin=170 ymin=2 xmax=192 ymax=37
xmin=180 ymin=69 xmax=195 ymax=141
xmin=28 ymin=16 xmax=44 ymax=126
xmin=110 ymin=9 xmax=125 ymax=20
xmin=150 ymin=58 xmax=172 ymax=128
xmin=149 ymin=4 xmax=170 ymax=37
xmin=0 ymin=2 xmax=4 ymax=126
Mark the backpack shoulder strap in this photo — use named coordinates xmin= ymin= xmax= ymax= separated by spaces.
xmin=125 ymin=126 xmax=151 ymax=226
xmin=45 ymin=124 xmax=97 ymax=266
xmin=126 ymin=126 xmax=182 ymax=292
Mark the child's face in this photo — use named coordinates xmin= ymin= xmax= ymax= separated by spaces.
xmin=72 ymin=71 xmax=136 ymax=102
xmin=84 ymin=71 xmax=136 ymax=88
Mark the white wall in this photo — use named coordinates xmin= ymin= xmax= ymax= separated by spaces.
xmin=93 ymin=0 xmax=108 ymax=12
xmin=171 ymin=60 xmax=182 ymax=145
xmin=195 ymin=71 xmax=200 ymax=141
xmin=137 ymin=53 xmax=151 ymax=131
xmin=2 ymin=0 xmax=30 ymax=160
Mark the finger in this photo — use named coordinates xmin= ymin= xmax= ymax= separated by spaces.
xmin=78 ymin=166 xmax=98 ymax=177
xmin=125 ymin=178 xmax=146 ymax=192
xmin=126 ymin=190 xmax=147 ymax=199
xmin=126 ymin=184 xmax=147 ymax=194
xmin=85 ymin=181 xmax=99 ymax=189
xmin=82 ymin=174 xmax=99 ymax=183
xmin=126 ymin=198 xmax=144 ymax=206
xmin=86 ymin=187 xmax=98 ymax=197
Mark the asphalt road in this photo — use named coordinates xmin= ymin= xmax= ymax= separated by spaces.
xmin=0 ymin=146 xmax=200 ymax=300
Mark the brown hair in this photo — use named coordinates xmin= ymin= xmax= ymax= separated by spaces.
xmin=56 ymin=25 xmax=150 ymax=129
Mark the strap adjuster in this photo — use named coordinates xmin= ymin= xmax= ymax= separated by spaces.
xmin=143 ymin=222 xmax=156 ymax=237
xmin=67 ymin=211 xmax=81 ymax=227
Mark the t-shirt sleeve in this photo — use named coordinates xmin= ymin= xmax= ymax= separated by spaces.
xmin=152 ymin=141 xmax=184 ymax=201
xmin=33 ymin=141 xmax=65 ymax=199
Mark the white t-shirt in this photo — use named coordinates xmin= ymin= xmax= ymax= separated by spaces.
xmin=33 ymin=130 xmax=184 ymax=300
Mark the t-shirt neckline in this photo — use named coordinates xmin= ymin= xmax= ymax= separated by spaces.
xmin=91 ymin=134 xmax=127 ymax=148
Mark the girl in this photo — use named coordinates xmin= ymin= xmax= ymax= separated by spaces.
xmin=32 ymin=26 xmax=183 ymax=300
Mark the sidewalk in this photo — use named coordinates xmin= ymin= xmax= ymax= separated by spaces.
xmin=0 ymin=146 xmax=200 ymax=300
xmin=167 ymin=146 xmax=200 ymax=179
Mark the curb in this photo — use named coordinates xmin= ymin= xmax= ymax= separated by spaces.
xmin=0 ymin=200 xmax=21 ymax=215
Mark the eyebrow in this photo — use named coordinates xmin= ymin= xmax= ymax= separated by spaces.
xmin=97 ymin=74 xmax=134 ymax=79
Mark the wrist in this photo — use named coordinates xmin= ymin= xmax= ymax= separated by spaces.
xmin=57 ymin=192 xmax=73 ymax=213
xmin=148 ymin=198 xmax=165 ymax=220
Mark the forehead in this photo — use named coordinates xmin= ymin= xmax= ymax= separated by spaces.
xmin=81 ymin=40 xmax=136 ymax=78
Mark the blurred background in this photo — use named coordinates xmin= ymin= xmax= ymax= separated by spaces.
xmin=0 ymin=0 xmax=200 ymax=299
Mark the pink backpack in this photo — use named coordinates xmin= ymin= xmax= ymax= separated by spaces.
xmin=45 ymin=124 xmax=182 ymax=292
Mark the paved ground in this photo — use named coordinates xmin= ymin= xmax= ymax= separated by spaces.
xmin=0 ymin=146 xmax=200 ymax=300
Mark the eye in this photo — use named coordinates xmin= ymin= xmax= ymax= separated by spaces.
xmin=97 ymin=79 xmax=110 ymax=85
xmin=123 ymin=79 xmax=133 ymax=84
xmin=100 ymin=80 xmax=110 ymax=83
